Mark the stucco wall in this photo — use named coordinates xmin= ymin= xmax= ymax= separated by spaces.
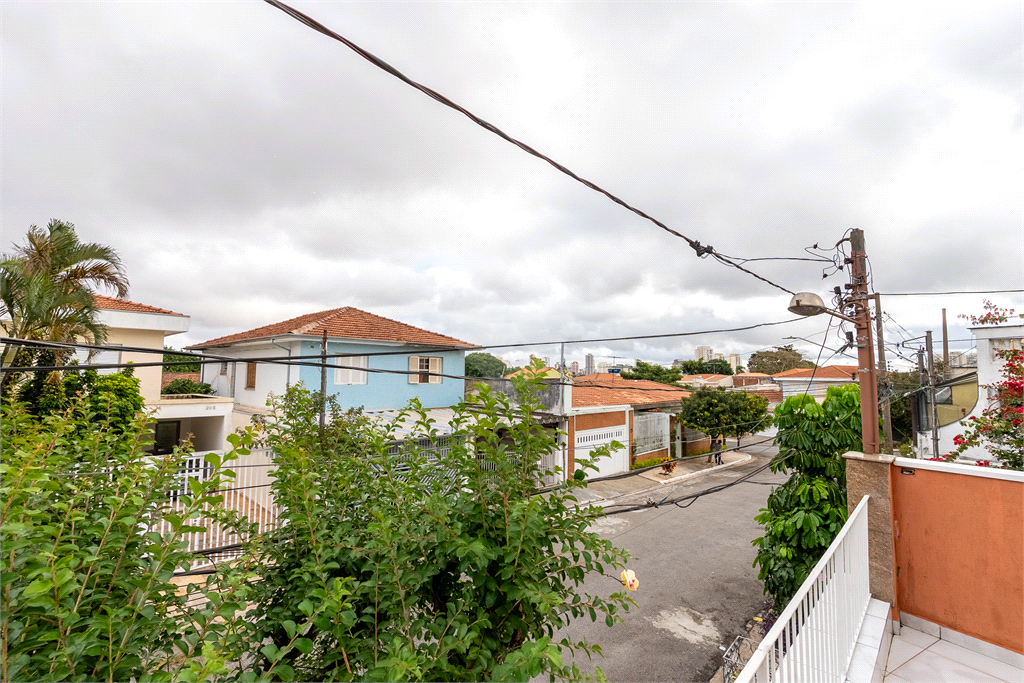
xmin=891 ymin=460 xmax=1023 ymax=654
xmin=105 ymin=327 xmax=167 ymax=402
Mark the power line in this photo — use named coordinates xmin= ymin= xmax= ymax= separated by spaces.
xmin=879 ymin=289 xmax=1023 ymax=296
xmin=0 ymin=318 xmax=804 ymax=374
xmin=261 ymin=0 xmax=796 ymax=296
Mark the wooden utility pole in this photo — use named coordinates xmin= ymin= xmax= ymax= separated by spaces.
xmin=925 ymin=330 xmax=940 ymax=457
xmin=941 ymin=308 xmax=950 ymax=381
xmin=874 ymin=293 xmax=893 ymax=453
xmin=319 ymin=329 xmax=328 ymax=432
xmin=849 ymin=229 xmax=879 ymax=454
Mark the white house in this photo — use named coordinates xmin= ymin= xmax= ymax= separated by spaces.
xmin=914 ymin=324 xmax=1022 ymax=462
xmin=87 ymin=295 xmax=234 ymax=455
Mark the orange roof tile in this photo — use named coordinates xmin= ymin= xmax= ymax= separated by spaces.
xmin=92 ymin=293 xmax=184 ymax=316
xmin=190 ymin=307 xmax=477 ymax=349
xmin=734 ymin=372 xmax=770 ymax=377
xmin=573 ymin=373 xmax=690 ymax=408
xmin=773 ymin=365 xmax=859 ymax=380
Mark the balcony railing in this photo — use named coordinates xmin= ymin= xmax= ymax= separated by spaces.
xmin=737 ymin=495 xmax=871 ymax=683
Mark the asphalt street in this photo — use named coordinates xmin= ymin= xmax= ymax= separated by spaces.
xmin=554 ymin=440 xmax=787 ymax=683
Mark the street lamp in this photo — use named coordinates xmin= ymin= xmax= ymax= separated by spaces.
xmin=783 ymin=228 xmax=880 ymax=455
xmin=787 ymin=293 xmax=857 ymax=323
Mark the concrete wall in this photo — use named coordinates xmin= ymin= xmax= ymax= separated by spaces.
xmin=890 ymin=458 xmax=1023 ymax=654
xmin=465 ymin=376 xmax=564 ymax=413
xmin=105 ymin=327 xmax=167 ymax=402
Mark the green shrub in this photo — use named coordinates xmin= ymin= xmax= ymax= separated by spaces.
xmin=752 ymin=386 xmax=863 ymax=607
xmin=632 ymin=456 xmax=670 ymax=470
xmin=0 ymin=398 xmax=251 ymax=682
xmin=162 ymin=377 xmax=214 ymax=395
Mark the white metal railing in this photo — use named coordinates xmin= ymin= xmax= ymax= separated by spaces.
xmin=158 ymin=448 xmax=279 ymax=570
xmin=736 ymin=495 xmax=871 ymax=683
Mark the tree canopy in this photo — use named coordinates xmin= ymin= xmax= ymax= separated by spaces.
xmin=677 ymin=387 xmax=772 ymax=443
xmin=673 ymin=359 xmax=734 ymax=376
xmin=620 ymin=360 xmax=682 ymax=385
xmin=464 ymin=352 xmax=508 ymax=378
xmin=746 ymin=345 xmax=816 ymax=375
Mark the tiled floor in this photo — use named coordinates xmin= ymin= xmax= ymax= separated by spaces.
xmin=883 ymin=627 xmax=1024 ymax=683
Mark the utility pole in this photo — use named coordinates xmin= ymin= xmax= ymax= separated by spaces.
xmin=849 ymin=229 xmax=879 ymax=454
xmin=925 ymin=330 xmax=940 ymax=457
xmin=941 ymin=308 xmax=950 ymax=381
xmin=319 ymin=329 xmax=328 ymax=432
xmin=874 ymin=293 xmax=893 ymax=454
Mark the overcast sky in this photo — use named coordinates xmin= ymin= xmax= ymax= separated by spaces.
xmin=3 ymin=0 xmax=1022 ymax=369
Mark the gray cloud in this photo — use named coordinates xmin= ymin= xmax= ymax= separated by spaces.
xmin=3 ymin=1 xmax=1021 ymax=370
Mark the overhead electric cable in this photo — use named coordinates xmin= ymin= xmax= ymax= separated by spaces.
xmin=878 ymin=289 xmax=1023 ymax=296
xmin=261 ymin=0 xmax=795 ymax=295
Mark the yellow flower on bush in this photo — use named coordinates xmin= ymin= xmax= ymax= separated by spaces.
xmin=620 ymin=569 xmax=639 ymax=591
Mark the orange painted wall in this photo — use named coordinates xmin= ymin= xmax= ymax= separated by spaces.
xmin=891 ymin=465 xmax=1023 ymax=654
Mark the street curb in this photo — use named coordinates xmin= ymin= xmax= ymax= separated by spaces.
xmin=579 ymin=450 xmax=761 ymax=507
xmin=655 ymin=454 xmax=752 ymax=485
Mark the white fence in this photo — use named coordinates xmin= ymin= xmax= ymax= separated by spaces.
xmin=157 ymin=448 xmax=279 ymax=571
xmin=737 ymin=495 xmax=871 ymax=683
xmin=633 ymin=412 xmax=670 ymax=456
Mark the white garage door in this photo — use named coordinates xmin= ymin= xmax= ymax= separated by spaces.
xmin=575 ymin=425 xmax=629 ymax=478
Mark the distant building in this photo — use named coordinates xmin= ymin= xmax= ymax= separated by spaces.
xmin=571 ymin=361 xmax=580 ymax=375
xmin=695 ymin=346 xmax=713 ymax=362
xmin=672 ymin=359 xmax=686 ymax=368
xmin=728 ymin=354 xmax=743 ymax=372
xmin=585 ymin=353 xmax=595 ymax=375
xmin=713 ymin=353 xmax=724 ymax=361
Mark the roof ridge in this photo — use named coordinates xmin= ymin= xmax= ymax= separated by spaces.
xmin=292 ymin=306 xmax=353 ymax=335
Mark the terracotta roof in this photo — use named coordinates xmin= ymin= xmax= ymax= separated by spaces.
xmin=734 ymin=372 xmax=770 ymax=377
xmin=92 ymin=293 xmax=184 ymax=316
xmin=698 ymin=374 xmax=729 ymax=381
xmin=773 ymin=365 xmax=859 ymax=381
xmin=190 ymin=307 xmax=477 ymax=349
xmin=573 ymin=373 xmax=690 ymax=408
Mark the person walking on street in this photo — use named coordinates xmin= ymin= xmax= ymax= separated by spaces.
xmin=710 ymin=434 xmax=723 ymax=465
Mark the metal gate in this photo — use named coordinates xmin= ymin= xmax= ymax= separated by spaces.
xmin=575 ymin=425 xmax=628 ymax=478
xmin=633 ymin=412 xmax=670 ymax=458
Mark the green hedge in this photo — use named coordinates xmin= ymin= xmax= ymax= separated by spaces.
xmin=632 ymin=456 xmax=670 ymax=470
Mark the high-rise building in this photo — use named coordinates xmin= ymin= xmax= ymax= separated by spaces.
xmin=571 ymin=361 xmax=580 ymax=375
xmin=728 ymin=354 xmax=743 ymax=373
xmin=695 ymin=346 xmax=713 ymax=362
xmin=713 ymin=353 xmax=724 ymax=361
xmin=585 ymin=354 xmax=595 ymax=375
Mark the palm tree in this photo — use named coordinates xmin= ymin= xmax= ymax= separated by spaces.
xmin=14 ymin=219 xmax=128 ymax=298
xmin=1 ymin=220 xmax=128 ymax=378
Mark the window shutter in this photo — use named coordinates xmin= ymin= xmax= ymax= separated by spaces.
xmin=429 ymin=357 xmax=443 ymax=384
xmin=246 ymin=362 xmax=257 ymax=389
xmin=409 ymin=356 xmax=419 ymax=384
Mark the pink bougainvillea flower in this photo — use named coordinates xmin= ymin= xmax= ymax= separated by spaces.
xmin=621 ymin=569 xmax=639 ymax=591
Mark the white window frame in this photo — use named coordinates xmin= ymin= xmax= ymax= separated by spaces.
xmin=334 ymin=355 xmax=368 ymax=385
xmin=408 ymin=356 xmax=443 ymax=384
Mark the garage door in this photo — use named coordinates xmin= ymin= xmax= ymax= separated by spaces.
xmin=575 ymin=425 xmax=629 ymax=478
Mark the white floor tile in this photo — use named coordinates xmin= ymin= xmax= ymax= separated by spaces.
xmin=882 ymin=673 xmax=912 ymax=683
xmin=890 ymin=649 xmax=1004 ymax=682
xmin=867 ymin=599 xmax=890 ymax=619
xmin=885 ymin=638 xmax=923 ymax=673
xmin=897 ymin=626 xmax=939 ymax=650
xmin=928 ymin=639 xmax=1024 ymax=683
xmin=847 ymin=644 xmax=878 ymax=683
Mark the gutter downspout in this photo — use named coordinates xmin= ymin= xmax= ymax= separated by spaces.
xmin=270 ymin=338 xmax=292 ymax=387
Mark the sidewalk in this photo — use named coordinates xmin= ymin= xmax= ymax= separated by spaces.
xmin=572 ymin=449 xmax=753 ymax=505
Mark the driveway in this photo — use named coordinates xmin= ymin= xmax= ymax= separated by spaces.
xmin=554 ymin=441 xmax=787 ymax=682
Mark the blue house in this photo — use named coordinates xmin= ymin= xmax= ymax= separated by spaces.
xmin=190 ymin=307 xmax=477 ymax=414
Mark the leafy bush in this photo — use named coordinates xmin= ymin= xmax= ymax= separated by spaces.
xmin=0 ymin=398 xmax=250 ymax=682
xmin=752 ymin=386 xmax=863 ymax=607
xmin=162 ymin=378 xmax=215 ymax=395
xmin=2 ymin=369 xmax=634 ymax=681
xmin=238 ymin=377 xmax=634 ymax=681
xmin=632 ymin=456 xmax=670 ymax=470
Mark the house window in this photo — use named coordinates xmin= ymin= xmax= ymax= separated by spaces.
xmin=334 ymin=356 xmax=368 ymax=385
xmin=154 ymin=421 xmax=180 ymax=455
xmin=408 ymin=356 xmax=442 ymax=384
xmin=245 ymin=362 xmax=257 ymax=389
